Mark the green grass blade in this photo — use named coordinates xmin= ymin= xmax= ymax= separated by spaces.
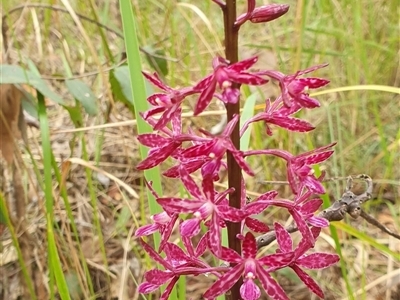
xmin=37 ymin=91 xmax=71 ymax=300
xmin=0 ymin=193 xmax=37 ymax=300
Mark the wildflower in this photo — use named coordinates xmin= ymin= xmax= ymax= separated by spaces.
xmin=142 ymin=72 xmax=198 ymax=130
xmin=138 ymin=237 xmax=221 ymax=300
xmin=179 ymin=114 xmax=254 ymax=178
xmin=258 ymin=64 xmax=329 ymax=108
xmin=240 ymin=99 xmax=315 ymax=137
xmin=134 ymin=211 xmax=179 ymax=252
xmin=136 ymin=109 xmax=207 ymax=170
xmin=274 ymin=223 xmax=340 ymax=298
xmin=245 ymin=143 xmax=336 ymax=194
xmin=203 ymin=232 xmax=293 ymax=300
xmin=193 ymin=56 xmax=268 ymax=115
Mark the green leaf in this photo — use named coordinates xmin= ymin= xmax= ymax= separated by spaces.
xmin=64 ymin=105 xmax=84 ymax=128
xmin=115 ymin=205 xmax=131 ymax=234
xmin=332 ymin=221 xmax=400 ymax=261
xmin=240 ymin=92 xmax=257 ymax=151
xmin=0 ymin=64 xmax=64 ymax=105
xmin=143 ymin=46 xmax=169 ymax=76
xmin=109 ymin=66 xmax=135 ymax=112
xmin=65 ymin=79 xmax=98 ymax=115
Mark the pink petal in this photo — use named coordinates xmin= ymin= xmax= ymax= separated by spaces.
xmin=180 ymin=218 xmax=202 ymax=237
xmin=297 ymin=77 xmax=330 ymax=89
xmin=208 ymin=214 xmax=222 ymax=256
xmin=195 ymin=233 xmax=208 ymax=257
xmin=135 ymin=223 xmax=160 ymax=237
xmin=181 ymin=236 xmax=195 ymax=258
xmin=201 ymin=177 xmax=215 ymax=202
xmin=153 ymin=105 xmax=180 ymax=130
xmin=141 ymin=106 xmax=165 ymax=121
xmin=268 ymin=116 xmax=315 ymax=132
xmin=138 ymin=282 xmax=160 ymax=294
xmin=163 ymin=157 xmax=207 ymax=177
xmin=291 ymin=209 xmax=314 ymax=245
xmin=240 ymin=279 xmax=261 ymax=300
xmin=229 ymin=72 xmax=268 ymax=85
xmin=297 ymin=253 xmax=340 ymax=269
xmin=230 ymin=149 xmax=255 ymax=176
xmin=229 ymin=56 xmax=258 ymax=72
xmin=178 ymin=166 xmax=203 ymax=198
xmin=242 ymin=232 xmax=257 ymax=259
xmin=142 ymin=71 xmax=171 ymax=92
xmin=140 ymin=239 xmax=172 ymax=270
xmin=307 ymin=216 xmax=329 ymax=227
xmin=256 ymin=264 xmax=289 ymax=300
xmin=217 ymin=205 xmax=245 ymax=222
xmin=274 ymin=222 xmax=292 ymax=252
xmin=203 ymin=264 xmax=244 ymax=299
xmin=145 ymin=269 xmax=174 ymax=285
xmin=221 ymin=114 xmax=240 ymax=136
xmin=159 ymin=214 xmax=179 ymax=252
xmin=136 ymin=145 xmax=177 ymax=170
xmin=245 ymin=217 xmax=269 ymax=233
xmin=157 ymin=198 xmax=203 ymax=214
xmin=219 ymin=246 xmax=242 ymax=263
xmin=302 ymin=176 xmax=325 ymax=194
xmin=258 ymin=252 xmax=294 ymax=268
xmin=181 ymin=141 xmax=213 ymax=158
xmin=300 ymin=199 xmax=323 ymax=214
xmin=295 ymin=142 xmax=336 ymax=160
xmin=146 ymin=93 xmax=172 ymax=106
xmin=243 ymin=200 xmax=270 ymax=216
xmin=301 ymin=150 xmax=335 ymax=165
xmin=193 ymin=74 xmax=214 ymax=91
xmin=194 ymin=80 xmax=217 ymax=115
xmin=291 ymin=264 xmax=324 ymax=298
xmin=164 ymin=243 xmax=189 ymax=267
xmin=160 ymin=276 xmax=179 ymax=300
xmin=256 ymin=190 xmax=278 ymax=201
xmin=137 ymin=133 xmax=168 ymax=147
xmin=296 ymin=94 xmax=321 ymax=108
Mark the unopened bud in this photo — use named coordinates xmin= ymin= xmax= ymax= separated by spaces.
xmin=249 ymin=4 xmax=289 ymax=23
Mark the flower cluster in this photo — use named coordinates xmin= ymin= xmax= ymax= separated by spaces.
xmin=134 ymin=2 xmax=339 ymax=299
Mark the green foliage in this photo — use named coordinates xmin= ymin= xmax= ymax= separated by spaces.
xmin=65 ymin=79 xmax=98 ymax=115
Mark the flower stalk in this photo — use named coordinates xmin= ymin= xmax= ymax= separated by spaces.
xmin=134 ymin=1 xmax=339 ymax=299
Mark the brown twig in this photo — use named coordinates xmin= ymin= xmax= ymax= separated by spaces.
xmin=256 ymin=174 xmax=400 ymax=249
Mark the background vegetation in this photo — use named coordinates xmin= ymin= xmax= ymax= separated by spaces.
xmin=0 ymin=0 xmax=399 ymax=299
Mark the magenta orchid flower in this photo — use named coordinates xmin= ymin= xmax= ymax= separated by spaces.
xmin=136 ymin=109 xmax=207 ymax=170
xmin=203 ymin=232 xmax=294 ymax=300
xmin=245 ymin=142 xmax=336 ymax=194
xmin=157 ymin=167 xmax=243 ymax=256
xmin=258 ymin=64 xmax=329 ymax=108
xmin=193 ymin=56 xmax=268 ymax=115
xmin=142 ymin=71 xmax=198 ymax=130
xmin=179 ymin=114 xmax=254 ymax=178
xmin=134 ymin=211 xmax=179 ymax=252
xmin=138 ymin=237 xmax=221 ymax=300
xmin=257 ymin=191 xmax=329 ymax=245
xmin=274 ymin=223 xmax=340 ymax=298
xmin=240 ymin=98 xmax=315 ymax=137
xmin=238 ymin=178 xmax=276 ymax=234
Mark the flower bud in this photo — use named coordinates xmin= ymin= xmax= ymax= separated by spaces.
xmin=249 ymin=4 xmax=289 ymax=23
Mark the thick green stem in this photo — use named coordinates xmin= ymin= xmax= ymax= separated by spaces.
xmin=223 ymin=1 xmax=242 ymax=299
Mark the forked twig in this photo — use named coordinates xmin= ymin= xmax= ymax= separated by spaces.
xmin=256 ymin=174 xmax=400 ymax=249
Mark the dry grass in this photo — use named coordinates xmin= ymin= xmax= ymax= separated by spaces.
xmin=0 ymin=0 xmax=399 ymax=299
